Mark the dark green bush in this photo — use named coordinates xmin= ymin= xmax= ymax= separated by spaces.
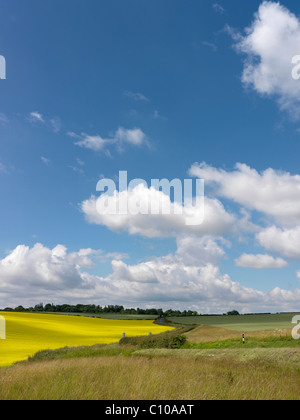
xmin=171 ymin=335 xmax=187 ymax=349
xmin=119 ymin=328 xmax=190 ymax=349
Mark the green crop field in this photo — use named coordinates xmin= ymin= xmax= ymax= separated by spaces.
xmin=169 ymin=313 xmax=300 ymax=331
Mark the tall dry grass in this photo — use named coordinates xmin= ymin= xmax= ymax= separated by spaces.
xmin=0 ymin=353 xmax=299 ymax=400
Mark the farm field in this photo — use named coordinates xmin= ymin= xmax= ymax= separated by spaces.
xmin=0 ymin=311 xmax=299 ymax=400
xmin=0 ymin=312 xmax=173 ymax=367
xmin=45 ymin=312 xmax=158 ymax=320
xmin=169 ymin=313 xmax=300 ymax=331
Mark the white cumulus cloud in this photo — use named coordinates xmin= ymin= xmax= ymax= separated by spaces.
xmin=81 ymin=183 xmax=235 ymax=238
xmin=189 ymin=162 xmax=300 ymax=227
xmin=235 ymin=253 xmax=288 ymax=269
xmin=0 ymin=244 xmax=98 ymax=292
xmin=1 ymin=241 xmax=299 ymax=313
xmin=231 ymin=1 xmax=300 ymax=118
xmin=257 ymin=225 xmax=300 ymax=259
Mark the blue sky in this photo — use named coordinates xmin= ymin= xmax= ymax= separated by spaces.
xmin=1 ymin=0 xmax=300 ymax=312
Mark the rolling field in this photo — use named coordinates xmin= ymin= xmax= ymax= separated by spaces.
xmin=0 ymin=312 xmax=173 ymax=367
xmin=0 ymin=312 xmax=299 ymax=400
xmin=169 ymin=313 xmax=300 ymax=331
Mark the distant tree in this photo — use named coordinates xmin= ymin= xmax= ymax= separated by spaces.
xmin=14 ymin=306 xmax=26 ymax=312
xmin=5 ymin=303 xmax=200 ymax=317
xmin=227 ymin=310 xmax=240 ymax=316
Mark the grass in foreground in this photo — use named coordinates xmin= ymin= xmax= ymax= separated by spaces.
xmin=0 ymin=350 xmax=299 ymax=400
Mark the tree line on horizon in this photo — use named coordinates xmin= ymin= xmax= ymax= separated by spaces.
xmin=0 ymin=303 xmax=241 ymax=317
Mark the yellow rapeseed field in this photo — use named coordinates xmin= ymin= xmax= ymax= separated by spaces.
xmin=0 ymin=312 xmax=173 ymax=367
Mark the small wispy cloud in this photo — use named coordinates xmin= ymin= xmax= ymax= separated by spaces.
xmin=76 ymin=158 xmax=85 ymax=166
xmin=28 ymin=112 xmax=61 ymax=133
xmin=202 ymin=41 xmax=218 ymax=52
xmin=73 ymin=127 xmax=149 ymax=154
xmin=68 ymin=158 xmax=85 ymax=175
xmin=213 ymin=3 xmax=225 ymax=15
xmin=153 ymin=110 xmax=167 ymax=120
xmin=0 ymin=113 xmax=9 ymax=125
xmin=115 ymin=127 xmax=147 ymax=147
xmin=67 ymin=131 xmax=81 ymax=139
xmin=0 ymin=161 xmax=7 ymax=173
xmin=123 ymin=90 xmax=150 ymax=102
xmin=29 ymin=111 xmax=45 ymax=124
xmin=50 ymin=117 xmax=62 ymax=133
xmin=74 ymin=134 xmax=111 ymax=152
xmin=68 ymin=165 xmax=84 ymax=175
xmin=41 ymin=156 xmax=51 ymax=166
